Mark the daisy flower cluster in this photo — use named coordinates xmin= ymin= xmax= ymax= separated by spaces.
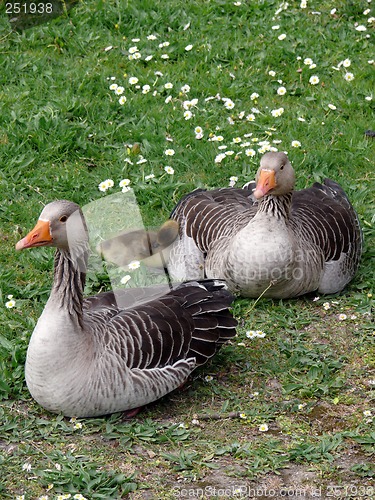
xmin=119 ymin=260 xmax=150 ymax=289
xmin=98 ymin=178 xmax=115 ymax=192
xmin=246 ymin=329 xmax=266 ymax=339
xmin=331 ymin=57 xmax=355 ymax=82
xmin=99 ymin=178 xmax=132 ymax=193
xmin=123 ymin=34 xmax=195 ymax=63
xmin=97 ymin=149 xmax=177 ymax=194
xmin=5 ymin=294 xmax=16 ymax=308
xmin=108 ymin=71 xmax=197 ymax=111
xmin=238 ymin=329 xmax=267 ymax=348
xmin=316 ymin=298 xmax=364 ymax=322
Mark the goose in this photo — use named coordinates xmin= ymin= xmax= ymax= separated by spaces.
xmin=15 ymin=200 xmax=237 ymax=418
xmin=168 ymin=152 xmax=362 ymax=298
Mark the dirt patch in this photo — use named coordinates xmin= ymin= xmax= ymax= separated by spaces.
xmin=128 ymin=444 xmax=374 ymax=499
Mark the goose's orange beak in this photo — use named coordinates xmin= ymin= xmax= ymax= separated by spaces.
xmin=253 ymin=169 xmax=276 ymax=199
xmin=16 ymin=219 xmax=52 ymax=250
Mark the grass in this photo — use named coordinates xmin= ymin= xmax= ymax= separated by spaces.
xmin=0 ymin=0 xmax=374 ymax=498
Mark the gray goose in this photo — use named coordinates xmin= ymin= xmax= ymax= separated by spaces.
xmin=169 ymin=152 xmax=362 ymax=298
xmin=15 ymin=200 xmax=237 ymax=417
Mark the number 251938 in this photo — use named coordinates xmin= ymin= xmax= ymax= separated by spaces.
xmin=6 ymin=3 xmax=53 ymax=14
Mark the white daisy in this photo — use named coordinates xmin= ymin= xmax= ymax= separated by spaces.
xmin=128 ymin=260 xmax=141 ymax=271
xmin=119 ymin=179 xmax=131 ymax=188
xmin=271 ymin=107 xmax=284 ymax=117
xmin=245 ymin=149 xmax=256 ymax=157
xmin=164 ymin=166 xmax=174 ymax=175
xmin=344 ymin=72 xmax=354 ymax=81
xmin=5 ymin=297 xmax=16 ymax=308
xmin=223 ymin=99 xmax=235 ymax=110
xmin=309 ymin=75 xmax=320 ymax=85
xmin=214 ymin=153 xmax=226 ymax=163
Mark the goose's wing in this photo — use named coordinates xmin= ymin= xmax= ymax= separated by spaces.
xmin=97 ymin=281 xmax=237 ymax=371
xmin=171 ymin=187 xmax=258 ymax=253
xmin=83 ymin=285 xmax=172 ymax=313
xmin=290 ymin=180 xmax=363 ymax=292
xmin=291 ymin=180 xmax=363 ymax=262
xmin=83 ymin=281 xmax=237 ymax=410
xmin=82 ymin=280 xmax=237 ymax=412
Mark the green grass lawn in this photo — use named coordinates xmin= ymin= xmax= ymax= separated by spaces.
xmin=0 ymin=1 xmax=374 ymax=498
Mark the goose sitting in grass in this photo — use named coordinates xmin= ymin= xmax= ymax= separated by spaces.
xmin=168 ymin=152 xmax=362 ymax=298
xmin=15 ymin=200 xmax=237 ymax=418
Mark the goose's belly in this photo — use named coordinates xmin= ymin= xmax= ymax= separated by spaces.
xmin=227 ymin=228 xmax=298 ymax=295
xmin=25 ymin=309 xmax=131 ymax=417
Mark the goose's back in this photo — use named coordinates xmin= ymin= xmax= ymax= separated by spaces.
xmin=171 ymin=186 xmax=257 ymax=252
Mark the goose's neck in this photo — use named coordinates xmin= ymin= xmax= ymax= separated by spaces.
xmin=257 ymin=193 xmax=292 ymax=220
xmin=50 ymin=248 xmax=87 ymax=325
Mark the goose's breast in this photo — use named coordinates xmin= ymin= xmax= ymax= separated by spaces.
xmin=229 ymin=224 xmax=296 ymax=289
xmin=25 ymin=305 xmax=94 ymax=413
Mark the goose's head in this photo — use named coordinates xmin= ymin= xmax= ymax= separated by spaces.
xmin=16 ymin=200 xmax=86 ymax=252
xmin=253 ymin=152 xmax=295 ymax=200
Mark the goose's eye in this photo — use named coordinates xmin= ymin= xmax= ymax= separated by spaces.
xmin=59 ymin=215 xmax=68 ymax=223
xmin=280 ymin=164 xmax=284 ymax=170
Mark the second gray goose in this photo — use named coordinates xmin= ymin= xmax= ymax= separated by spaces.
xmin=169 ymin=152 xmax=362 ymax=298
